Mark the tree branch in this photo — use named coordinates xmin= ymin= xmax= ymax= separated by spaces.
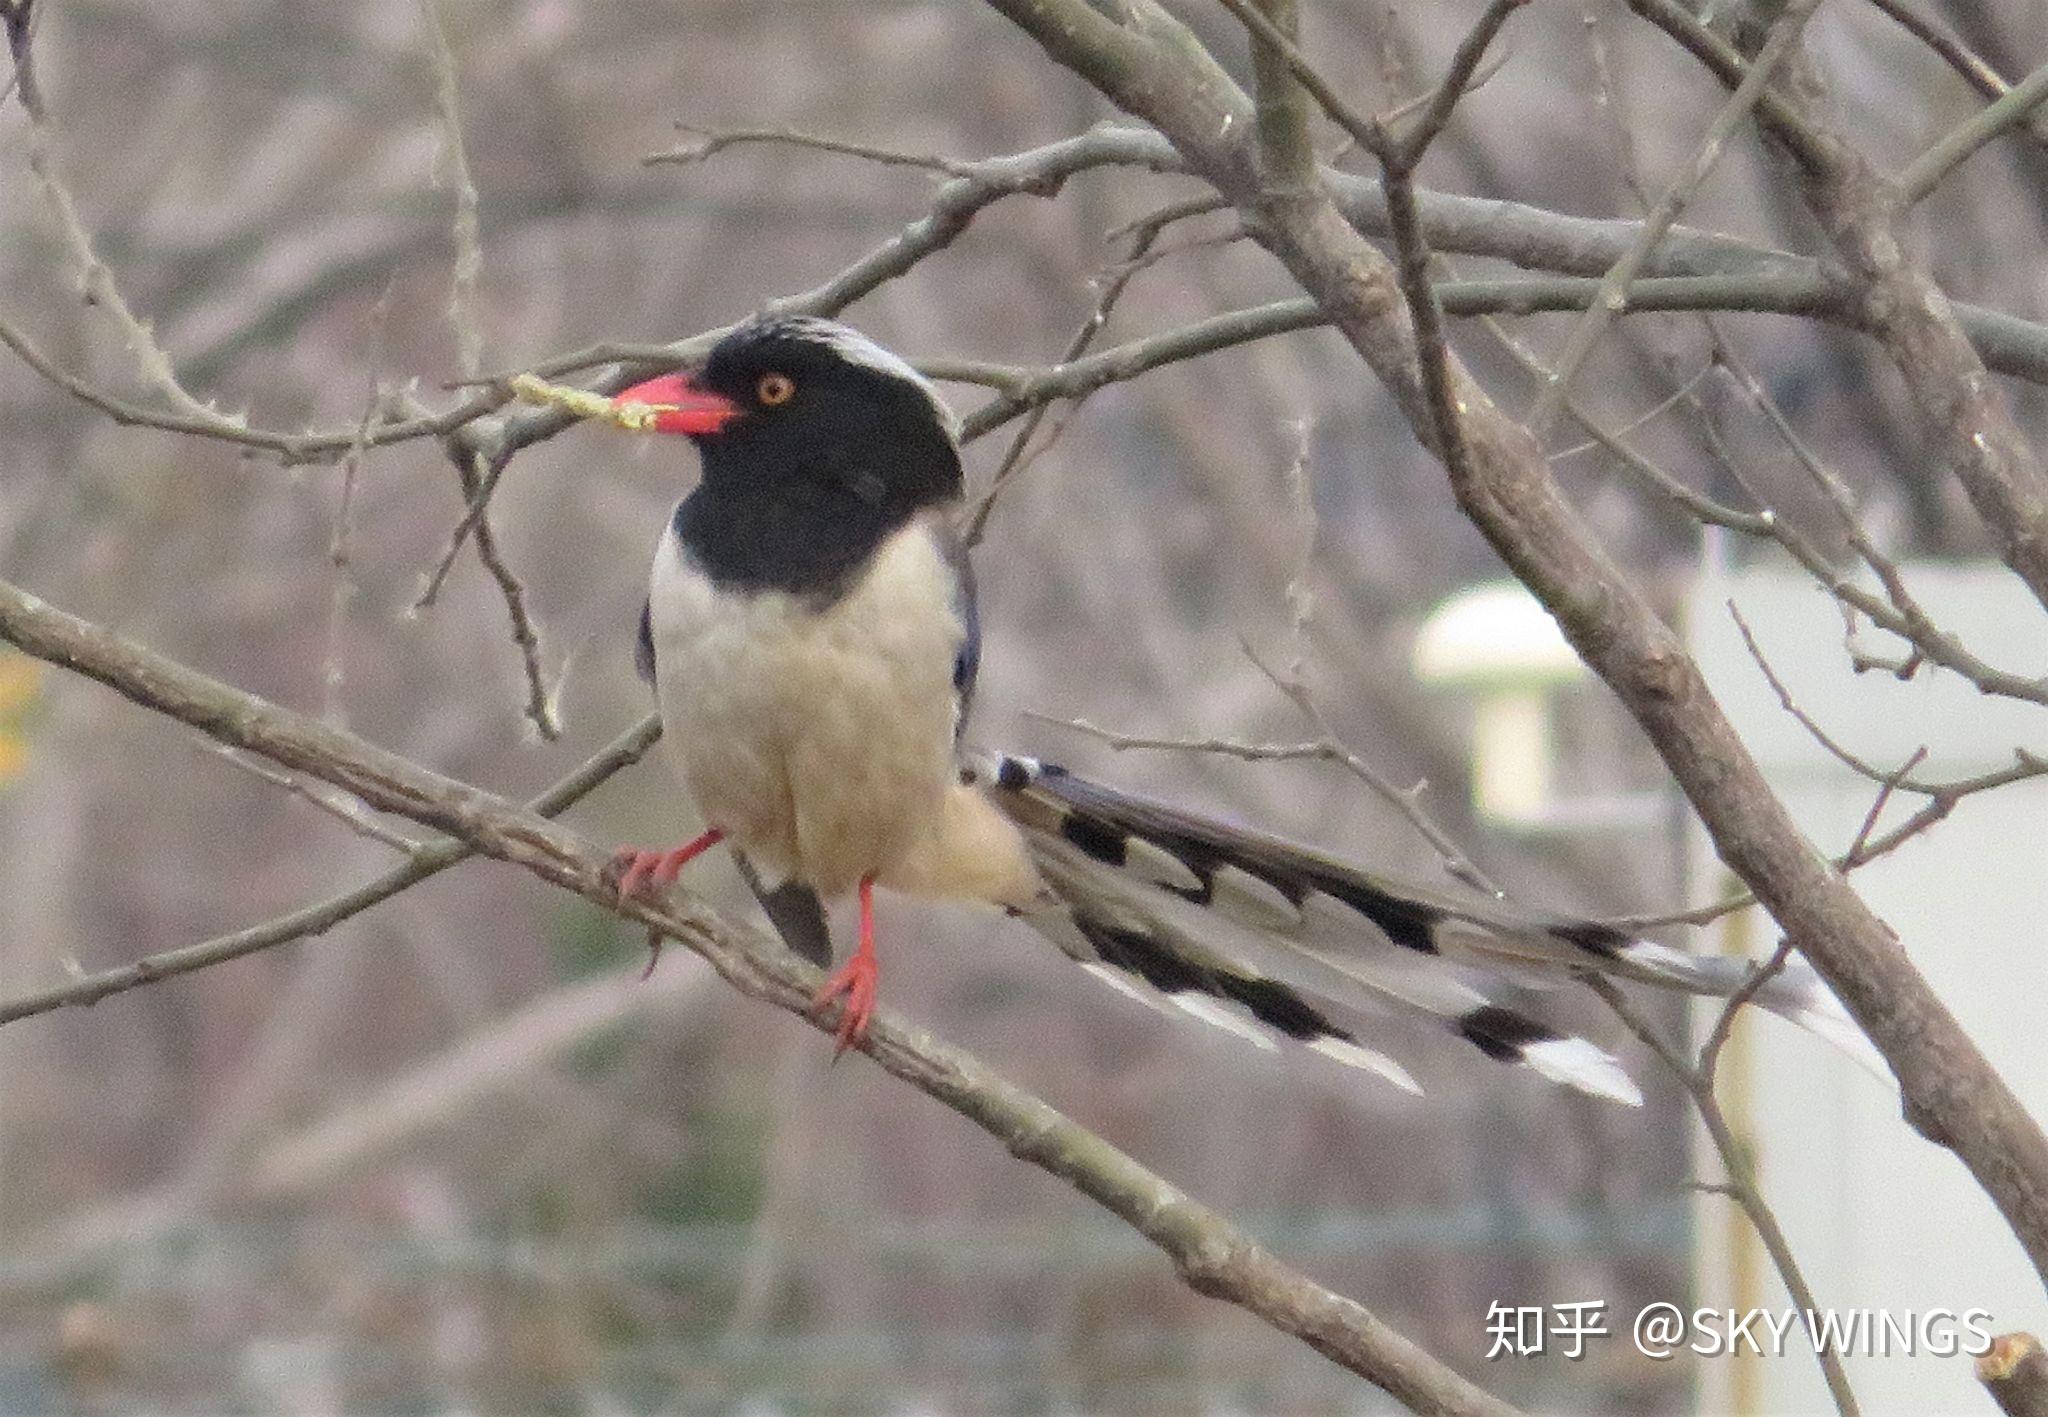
xmin=1627 ymin=0 xmax=2048 ymax=615
xmin=0 ymin=574 xmax=1520 ymax=1417
xmin=1897 ymin=60 xmax=2048 ymax=205
xmin=1982 ymin=1332 xmax=2048 ymax=1417
xmin=979 ymin=0 xmax=2048 ymax=1296
xmin=0 ymin=713 xmax=661 ymax=1026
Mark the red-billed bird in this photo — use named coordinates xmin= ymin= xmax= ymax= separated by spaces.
xmin=599 ymin=315 xmax=1871 ymax=1101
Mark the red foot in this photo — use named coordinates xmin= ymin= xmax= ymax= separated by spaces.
xmin=607 ymin=829 xmax=724 ymax=900
xmin=811 ymin=876 xmax=879 ymax=1055
xmin=605 ymin=829 xmax=724 ymax=978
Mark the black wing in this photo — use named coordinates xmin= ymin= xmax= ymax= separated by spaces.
xmin=733 ymin=854 xmax=834 ymax=968
xmin=936 ymin=520 xmax=981 ymax=735
xmin=634 ymin=598 xmax=657 ymax=687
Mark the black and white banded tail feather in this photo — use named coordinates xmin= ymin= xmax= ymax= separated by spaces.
xmin=967 ymin=751 xmax=1883 ymax=1105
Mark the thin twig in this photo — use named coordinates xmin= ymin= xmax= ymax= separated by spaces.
xmin=414 ymin=446 xmax=513 ymax=609
xmin=1220 ymin=0 xmax=1528 ymax=530
xmin=1846 ymin=746 xmax=1930 ymax=863
xmin=1027 ymin=717 xmax=1335 ymax=767
xmin=5 ymin=2 xmax=235 ymax=429
xmin=322 ymin=292 xmax=395 ymax=726
xmin=1526 ymin=0 xmax=1827 ymax=437
xmin=647 ymin=124 xmax=978 ymax=176
xmin=1281 ymin=418 xmax=1315 ymax=686
xmin=1042 ymin=627 xmax=1504 ymax=899
xmin=965 ymin=209 xmax=1173 ymax=547
xmin=1897 ymin=61 xmax=2048 ymax=206
xmin=1864 ymin=0 xmax=2020 ymax=109
xmin=210 ymin=748 xmax=427 ymax=857
xmin=430 ymin=124 xmax=1181 ymax=576
xmin=0 ymin=714 xmax=662 ymax=1026
xmin=1629 ymin=0 xmax=2048 ymax=616
xmin=1591 ymin=977 xmax=1863 ymax=1417
xmin=1387 ymin=0 xmax=1530 ymax=159
xmin=1215 ymin=0 xmax=1525 ymax=166
xmin=1548 ymin=365 xmax=1714 ymax=463
xmin=460 ymin=449 xmax=559 ymax=741
xmin=0 ymin=312 xmax=512 ymax=463
xmin=421 ymin=0 xmax=486 ymax=377
xmin=1698 ymin=938 xmax=1796 ymax=1079
xmin=1703 ymin=317 xmax=1925 ymax=621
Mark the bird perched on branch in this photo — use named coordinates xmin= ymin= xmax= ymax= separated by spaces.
xmin=528 ymin=315 xmax=1870 ymax=1104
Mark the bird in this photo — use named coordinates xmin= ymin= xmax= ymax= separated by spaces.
xmin=566 ymin=314 xmax=1872 ymax=1103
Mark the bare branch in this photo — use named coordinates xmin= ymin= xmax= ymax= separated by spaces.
xmin=5 ymin=5 xmax=233 ymax=428
xmin=981 ymin=0 xmax=2048 ymax=1292
xmin=432 ymin=124 xmax=1179 ymax=566
xmin=1864 ymin=0 xmax=2027 ymax=113
xmin=1627 ymin=0 xmax=2048 ymax=615
xmin=1526 ymin=0 xmax=1825 ymax=438
xmin=457 ymin=449 xmax=559 ymax=741
xmin=421 ymin=0 xmax=486 ymax=377
xmin=0 ymin=311 xmax=513 ymax=463
xmin=1592 ymin=978 xmax=1863 ymax=1416
xmin=0 ymin=713 xmax=661 ymax=1027
xmin=1898 ymin=61 xmax=2048 ymax=205
xmin=0 ymin=574 xmax=1522 ymax=1417
xmin=965 ymin=207 xmax=1175 ymax=547
xmin=211 ymin=747 xmax=428 ymax=857
xmin=1982 ymin=1332 xmax=2048 ymax=1417
xmin=648 ymin=124 xmax=979 ymax=176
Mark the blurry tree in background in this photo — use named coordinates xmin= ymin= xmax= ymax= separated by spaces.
xmin=2 ymin=0 xmax=2048 ymax=1412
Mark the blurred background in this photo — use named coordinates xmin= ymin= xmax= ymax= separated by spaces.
xmin=2 ymin=0 xmax=2045 ymax=1411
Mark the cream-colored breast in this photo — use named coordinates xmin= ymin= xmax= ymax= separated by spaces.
xmin=649 ymin=517 xmax=971 ymax=897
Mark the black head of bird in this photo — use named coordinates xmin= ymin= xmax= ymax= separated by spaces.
xmin=617 ymin=317 xmax=964 ymax=597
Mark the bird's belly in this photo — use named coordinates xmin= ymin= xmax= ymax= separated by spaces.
xmin=650 ymin=526 xmax=962 ymax=897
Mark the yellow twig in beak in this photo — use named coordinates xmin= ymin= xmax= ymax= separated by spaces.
xmin=509 ymin=373 xmax=668 ymax=432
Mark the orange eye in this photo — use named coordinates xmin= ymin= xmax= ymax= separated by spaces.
xmin=757 ymin=372 xmax=795 ymax=406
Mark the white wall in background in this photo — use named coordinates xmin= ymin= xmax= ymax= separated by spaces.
xmin=1687 ymin=563 xmax=2048 ymax=1417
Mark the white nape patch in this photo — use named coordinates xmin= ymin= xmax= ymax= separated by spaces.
xmin=1167 ymin=992 xmax=1280 ymax=1051
xmin=1520 ymin=1038 xmax=1643 ymax=1107
xmin=1209 ymin=863 xmax=1304 ymax=932
xmin=1082 ymin=961 xmax=1159 ymax=1008
xmin=1124 ymin=837 xmax=1204 ymax=894
xmin=770 ymin=317 xmax=961 ymax=438
xmin=1309 ymin=1037 xmax=1423 ymax=1095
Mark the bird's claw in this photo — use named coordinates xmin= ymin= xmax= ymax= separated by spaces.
xmin=811 ymin=951 xmax=880 ymax=1056
xmin=604 ymin=832 xmax=725 ymax=981
xmin=605 ymin=830 xmax=725 ymax=904
xmin=605 ymin=846 xmax=673 ymax=901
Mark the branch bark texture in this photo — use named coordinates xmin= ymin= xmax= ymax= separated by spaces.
xmin=974 ymin=0 xmax=2048 ymax=1295
xmin=0 ymin=575 xmax=1518 ymax=1417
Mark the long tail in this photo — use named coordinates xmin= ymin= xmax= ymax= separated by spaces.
xmin=968 ymin=751 xmax=1883 ymax=1105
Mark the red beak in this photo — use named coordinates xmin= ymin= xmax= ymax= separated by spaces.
xmin=614 ymin=372 xmax=742 ymax=435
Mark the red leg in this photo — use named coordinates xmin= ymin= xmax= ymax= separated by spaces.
xmin=812 ymin=875 xmax=880 ymax=1055
xmin=605 ymin=829 xmax=725 ymax=980
xmin=608 ymin=828 xmax=725 ymax=900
